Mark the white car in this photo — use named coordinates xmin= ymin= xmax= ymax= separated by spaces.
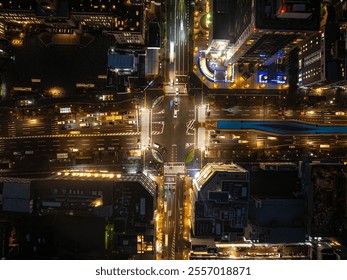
xmin=224 ymin=108 xmax=234 ymax=113
xmin=174 ymin=110 xmax=178 ymax=118
xmin=175 ymin=88 xmax=179 ymax=95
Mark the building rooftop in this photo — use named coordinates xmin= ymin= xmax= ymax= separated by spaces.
xmin=250 ymin=168 xmax=299 ymax=198
xmin=195 ymin=163 xmax=248 ymax=190
xmin=0 ymin=0 xmax=144 ymax=33
xmin=249 ymin=198 xmax=305 ymax=227
xmin=0 ymin=0 xmax=125 ymax=13
xmin=212 ymin=0 xmax=252 ymax=43
xmin=113 ymin=0 xmax=143 ymax=33
xmin=0 ymin=170 xmax=157 ymax=197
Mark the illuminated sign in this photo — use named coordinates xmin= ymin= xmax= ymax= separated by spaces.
xmin=258 ymin=73 xmax=268 ymax=83
xmin=60 ymin=107 xmax=71 ymax=114
xmin=52 ymin=28 xmax=74 ymax=34
xmin=259 ymin=72 xmax=288 ymax=84
xmin=274 ymin=75 xmax=288 ymax=84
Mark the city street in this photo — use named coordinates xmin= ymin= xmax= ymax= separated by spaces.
xmin=1 ymin=0 xmax=347 ymax=262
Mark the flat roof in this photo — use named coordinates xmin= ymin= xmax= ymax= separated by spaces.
xmin=195 ymin=163 xmax=248 ymax=190
xmin=212 ymin=0 xmax=253 ymax=43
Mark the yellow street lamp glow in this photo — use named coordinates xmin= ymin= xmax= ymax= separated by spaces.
xmin=12 ymin=38 xmax=23 ymax=46
xmin=93 ymin=198 xmax=103 ymax=207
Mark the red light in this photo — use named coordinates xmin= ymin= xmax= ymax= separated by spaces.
xmin=253 ymin=27 xmax=257 ymax=32
xmin=281 ymin=9 xmax=285 ymax=13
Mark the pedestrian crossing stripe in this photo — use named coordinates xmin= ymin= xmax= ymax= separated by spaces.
xmin=0 ymin=131 xmax=141 ymax=140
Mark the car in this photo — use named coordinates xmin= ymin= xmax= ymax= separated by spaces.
xmin=210 ymin=130 xmax=220 ymax=135
xmin=211 ymin=130 xmax=220 ymax=134
xmin=174 ymin=97 xmax=179 ymax=106
xmin=224 ymin=108 xmax=234 ymax=113
xmin=174 ymin=110 xmax=178 ymax=118
xmin=212 ymin=140 xmax=221 ymax=143
xmin=175 ymin=88 xmax=179 ymax=95
xmin=80 ymin=122 xmax=90 ymax=128
xmin=153 ymin=143 xmax=160 ymax=149
xmin=60 ymin=125 xmax=71 ymax=130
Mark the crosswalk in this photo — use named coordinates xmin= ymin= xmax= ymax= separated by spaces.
xmin=0 ymin=127 xmax=163 ymax=140
xmin=186 ymin=119 xmax=195 ymax=135
xmin=170 ymin=228 xmax=176 ymax=260
xmin=0 ymin=131 xmax=140 ymax=140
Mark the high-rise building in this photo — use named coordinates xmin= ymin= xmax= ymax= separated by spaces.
xmin=197 ymin=0 xmax=321 ymax=90
xmin=300 ymin=161 xmax=347 ymax=239
xmin=298 ymin=1 xmax=347 ymax=87
xmin=192 ymin=163 xmax=250 ymax=242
